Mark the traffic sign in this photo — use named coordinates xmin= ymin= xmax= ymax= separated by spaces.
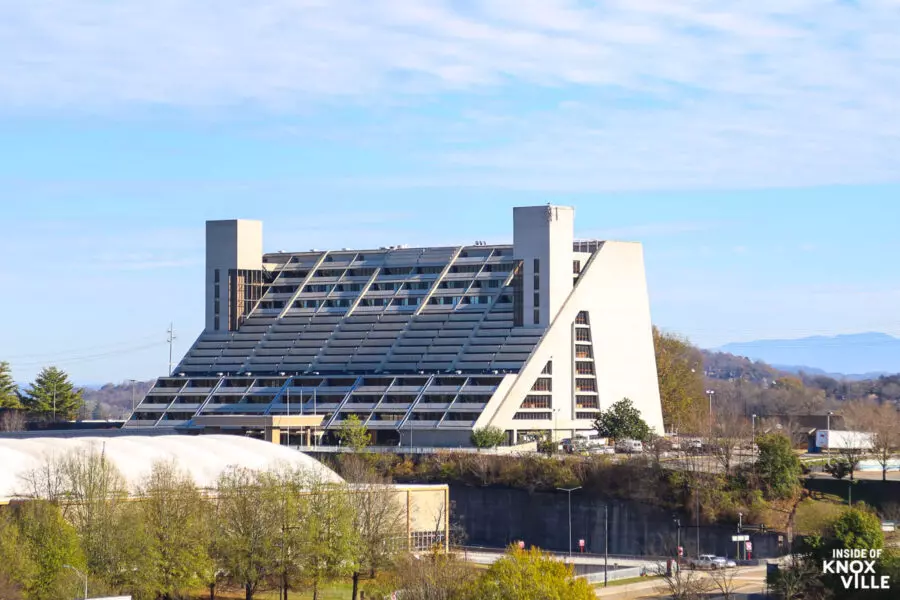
xmin=731 ymin=534 xmax=750 ymax=542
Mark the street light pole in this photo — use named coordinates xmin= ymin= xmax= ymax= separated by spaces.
xmin=557 ymin=486 xmax=582 ymax=559
xmin=604 ymin=503 xmax=609 ymax=587
xmin=674 ymin=517 xmax=681 ymax=562
xmin=705 ymin=389 xmax=715 ymax=439
xmin=63 ymin=564 xmax=87 ymax=600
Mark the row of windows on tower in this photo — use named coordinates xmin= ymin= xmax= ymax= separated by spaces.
xmin=289 ymin=294 xmax=513 ymax=309
xmin=278 ymin=262 xmax=518 ymax=281
xmin=292 ymin=279 xmax=508 ymax=295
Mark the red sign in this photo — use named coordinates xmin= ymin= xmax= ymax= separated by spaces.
xmin=518 ymin=540 xmax=525 ymax=550
xmin=678 ymin=546 xmax=684 ymax=557
xmin=578 ymin=539 xmax=585 ymax=547
xmin=745 ymin=541 xmax=753 ymax=552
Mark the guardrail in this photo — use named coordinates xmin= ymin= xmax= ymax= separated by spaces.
xmin=290 ymin=442 xmax=538 ymax=455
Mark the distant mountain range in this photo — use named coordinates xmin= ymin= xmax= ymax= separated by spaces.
xmin=716 ymin=332 xmax=900 ymax=379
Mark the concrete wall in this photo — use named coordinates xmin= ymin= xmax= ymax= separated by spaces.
xmin=450 ymin=486 xmax=785 ymax=559
xmin=205 ymin=219 xmax=263 ymax=332
xmin=513 ymin=205 xmax=574 ymax=327
xmin=585 ymin=242 xmax=664 ymax=429
xmin=485 ymin=237 xmax=663 ymax=438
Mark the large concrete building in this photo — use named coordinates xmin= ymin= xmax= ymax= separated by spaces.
xmin=127 ymin=205 xmax=664 ymax=446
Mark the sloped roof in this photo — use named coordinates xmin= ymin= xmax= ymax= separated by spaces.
xmin=0 ymin=434 xmax=343 ymax=500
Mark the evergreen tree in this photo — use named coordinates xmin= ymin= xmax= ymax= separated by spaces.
xmin=21 ymin=367 xmax=83 ymax=421
xmin=0 ymin=361 xmax=21 ymax=409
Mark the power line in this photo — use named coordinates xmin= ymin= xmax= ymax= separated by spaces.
xmin=9 ymin=341 xmax=168 ymax=368
xmin=2 ymin=334 xmax=162 ymax=360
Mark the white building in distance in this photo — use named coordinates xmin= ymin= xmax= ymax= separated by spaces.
xmin=127 ymin=205 xmax=664 ymax=447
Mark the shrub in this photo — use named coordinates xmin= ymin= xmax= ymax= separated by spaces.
xmin=471 ymin=426 xmax=507 ymax=449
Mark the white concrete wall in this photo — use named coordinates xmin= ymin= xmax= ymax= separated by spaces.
xmin=513 ymin=205 xmax=574 ymax=327
xmin=585 ymin=242 xmax=664 ymax=431
xmin=484 ymin=240 xmax=664 ymax=438
xmin=205 ymin=220 xmax=263 ymax=331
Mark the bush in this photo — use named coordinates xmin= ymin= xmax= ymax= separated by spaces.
xmin=755 ymin=433 xmax=802 ymax=500
xmin=471 ymin=426 xmax=507 ymax=449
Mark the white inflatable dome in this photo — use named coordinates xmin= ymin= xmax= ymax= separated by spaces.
xmin=0 ymin=435 xmax=343 ymax=499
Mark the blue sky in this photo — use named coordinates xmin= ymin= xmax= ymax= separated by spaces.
xmin=2 ymin=1 xmax=900 ymax=383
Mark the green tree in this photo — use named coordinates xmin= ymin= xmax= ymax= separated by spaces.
xmin=465 ymin=545 xmax=595 ymax=600
xmin=213 ymin=467 xmax=281 ymax=600
xmin=471 ymin=426 xmax=507 ymax=449
xmin=137 ymin=460 xmax=214 ymax=599
xmin=755 ymin=433 xmax=801 ymax=500
xmin=832 ymin=507 xmax=884 ymax=551
xmin=593 ymin=398 xmax=652 ymax=442
xmin=0 ymin=508 xmax=37 ymax=598
xmin=653 ymin=327 xmax=705 ymax=433
xmin=337 ymin=414 xmax=371 ymax=451
xmin=15 ymin=500 xmax=86 ymax=600
xmin=299 ymin=478 xmax=360 ymax=600
xmin=20 ymin=366 xmax=83 ymax=421
xmin=0 ymin=361 xmax=21 ymax=409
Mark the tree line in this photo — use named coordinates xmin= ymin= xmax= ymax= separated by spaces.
xmin=0 ymin=362 xmax=84 ymax=425
xmin=1 ymin=444 xmax=407 ymax=600
xmin=0 ymin=444 xmax=596 ymax=600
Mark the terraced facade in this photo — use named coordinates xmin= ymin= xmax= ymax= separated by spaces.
xmin=127 ymin=205 xmax=664 ymax=446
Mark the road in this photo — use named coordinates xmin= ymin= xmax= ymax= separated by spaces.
xmin=595 ymin=565 xmax=769 ymax=599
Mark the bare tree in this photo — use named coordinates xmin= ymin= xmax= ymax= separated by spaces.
xmin=835 ymin=433 xmax=868 ymax=481
xmin=709 ymin=567 xmax=742 ymax=600
xmin=348 ymin=472 xmax=407 ymax=600
xmin=655 ymin=563 xmax=711 ymax=600
xmin=0 ymin=410 xmax=26 ymax=432
xmin=846 ymin=400 xmax=900 ymax=481
xmin=385 ymin=551 xmax=476 ymax=600
xmin=770 ymin=555 xmax=825 ymax=600
xmin=710 ymin=412 xmax=750 ymax=475
xmin=18 ymin=450 xmax=67 ymax=501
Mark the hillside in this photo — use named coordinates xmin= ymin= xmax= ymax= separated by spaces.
xmin=718 ymin=332 xmax=900 ymax=376
xmin=80 ymin=380 xmax=155 ymax=419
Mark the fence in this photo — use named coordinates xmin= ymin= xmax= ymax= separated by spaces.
xmin=291 ymin=441 xmax=537 ymax=455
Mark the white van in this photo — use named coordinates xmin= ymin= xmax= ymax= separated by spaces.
xmin=615 ymin=439 xmax=644 ymax=453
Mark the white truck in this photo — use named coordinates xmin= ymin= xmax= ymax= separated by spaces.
xmin=815 ymin=430 xmax=874 ymax=452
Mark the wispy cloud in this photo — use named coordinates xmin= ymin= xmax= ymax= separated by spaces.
xmin=2 ymin=1 xmax=900 ymax=189
xmin=580 ymin=221 xmax=720 ymax=240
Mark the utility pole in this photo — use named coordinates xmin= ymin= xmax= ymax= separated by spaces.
xmin=167 ymin=322 xmax=176 ymax=375
xmin=128 ymin=379 xmax=137 ymax=416
xmin=52 ymin=379 xmax=58 ymax=423
xmin=696 ymin=489 xmax=701 ymax=557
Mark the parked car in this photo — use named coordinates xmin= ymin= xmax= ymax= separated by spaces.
xmin=686 ymin=439 xmax=703 ymax=453
xmin=615 ymin=439 xmax=644 ymax=453
xmin=688 ymin=554 xmax=719 ymax=570
xmin=712 ymin=556 xmax=737 ymax=568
